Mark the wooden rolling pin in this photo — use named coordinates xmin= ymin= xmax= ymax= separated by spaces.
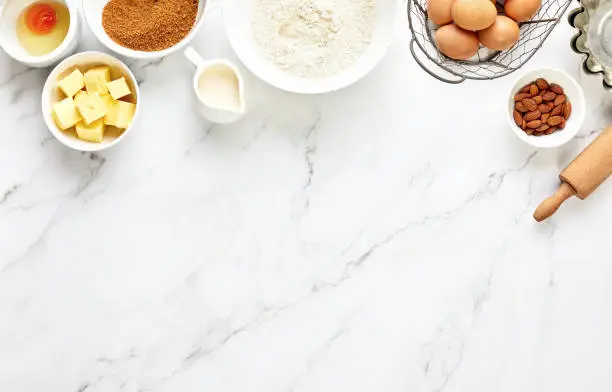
xmin=534 ymin=126 xmax=612 ymax=222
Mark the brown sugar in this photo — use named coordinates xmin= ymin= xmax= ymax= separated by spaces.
xmin=102 ymin=0 xmax=198 ymax=52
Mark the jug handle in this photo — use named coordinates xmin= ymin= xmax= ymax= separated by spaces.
xmin=184 ymin=46 xmax=206 ymax=68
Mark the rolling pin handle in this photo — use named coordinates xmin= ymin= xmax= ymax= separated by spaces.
xmin=533 ymin=182 xmax=576 ymax=222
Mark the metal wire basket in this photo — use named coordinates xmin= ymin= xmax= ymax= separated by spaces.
xmin=408 ymin=0 xmax=574 ymax=83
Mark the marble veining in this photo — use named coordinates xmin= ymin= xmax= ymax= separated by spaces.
xmin=2 ymin=1 xmax=612 ymax=391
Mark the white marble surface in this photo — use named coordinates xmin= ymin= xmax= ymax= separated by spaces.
xmin=3 ymin=2 xmax=612 ymax=391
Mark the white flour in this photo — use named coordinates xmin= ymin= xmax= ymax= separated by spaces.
xmin=253 ymin=0 xmax=376 ymax=78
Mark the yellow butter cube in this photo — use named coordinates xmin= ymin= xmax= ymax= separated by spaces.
xmin=58 ymin=68 xmax=85 ymax=97
xmin=105 ymin=100 xmax=136 ymax=129
xmin=76 ymin=119 xmax=105 ymax=143
xmin=99 ymin=93 xmax=113 ymax=108
xmin=73 ymin=90 xmax=88 ymax=106
xmin=75 ymin=92 xmax=107 ymax=125
xmin=98 ymin=94 xmax=115 ymax=126
xmin=106 ymin=77 xmax=132 ymax=100
xmin=84 ymin=66 xmax=111 ymax=94
xmin=52 ymin=97 xmax=82 ymax=130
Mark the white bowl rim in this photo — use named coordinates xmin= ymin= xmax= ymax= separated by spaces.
xmin=0 ymin=0 xmax=79 ymax=65
xmin=81 ymin=0 xmax=208 ymax=60
xmin=223 ymin=0 xmax=401 ymax=94
xmin=41 ymin=50 xmax=141 ymax=152
xmin=507 ymin=68 xmax=586 ymax=149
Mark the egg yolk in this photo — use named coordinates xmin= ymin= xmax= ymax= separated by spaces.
xmin=25 ymin=3 xmax=57 ymax=34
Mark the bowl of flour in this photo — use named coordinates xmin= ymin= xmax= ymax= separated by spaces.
xmin=224 ymin=0 xmax=399 ymax=94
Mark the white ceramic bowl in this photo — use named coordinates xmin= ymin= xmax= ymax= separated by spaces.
xmin=42 ymin=51 xmax=140 ymax=151
xmin=82 ymin=0 xmax=208 ymax=60
xmin=508 ymin=69 xmax=586 ymax=149
xmin=224 ymin=0 xmax=400 ymax=94
xmin=0 ymin=0 xmax=79 ymax=67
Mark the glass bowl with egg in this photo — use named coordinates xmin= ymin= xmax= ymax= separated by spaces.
xmin=0 ymin=0 xmax=79 ymax=67
xmin=42 ymin=51 xmax=140 ymax=151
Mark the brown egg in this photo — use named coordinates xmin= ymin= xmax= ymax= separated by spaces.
xmin=451 ymin=0 xmax=497 ymax=31
xmin=427 ymin=0 xmax=455 ymax=25
xmin=478 ymin=16 xmax=520 ymax=50
xmin=435 ymin=24 xmax=479 ymax=60
xmin=504 ymin=0 xmax=541 ymax=22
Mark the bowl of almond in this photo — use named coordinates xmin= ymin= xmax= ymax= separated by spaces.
xmin=507 ymin=69 xmax=585 ymax=149
xmin=42 ymin=51 xmax=140 ymax=151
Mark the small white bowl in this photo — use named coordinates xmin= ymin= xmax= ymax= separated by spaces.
xmin=82 ymin=0 xmax=208 ymax=60
xmin=0 ymin=0 xmax=79 ymax=68
xmin=507 ymin=69 xmax=586 ymax=149
xmin=224 ymin=0 xmax=400 ymax=94
xmin=42 ymin=51 xmax=140 ymax=152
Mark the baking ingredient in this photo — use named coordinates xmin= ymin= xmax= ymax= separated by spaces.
xmin=105 ymin=100 xmax=136 ymax=129
xmin=427 ymin=0 xmax=455 ymax=25
xmin=16 ymin=2 xmax=70 ymax=56
xmin=52 ymin=64 xmax=137 ymax=143
xmin=504 ymin=0 xmax=541 ymax=22
xmin=106 ymin=77 xmax=132 ymax=100
xmin=53 ymin=97 xmax=82 ymax=129
xmin=76 ymin=119 xmax=105 ymax=143
xmin=102 ymin=0 xmax=198 ymax=52
xmin=536 ymin=78 xmax=548 ymax=90
xmin=478 ymin=16 xmax=520 ymax=50
xmin=435 ymin=24 xmax=479 ymax=60
xmin=26 ymin=3 xmax=56 ymax=33
xmin=84 ymin=66 xmax=111 ymax=94
xmin=512 ymin=79 xmax=571 ymax=136
xmin=550 ymin=84 xmax=564 ymax=94
xmin=74 ymin=91 xmax=107 ymax=125
xmin=451 ymin=0 xmax=496 ymax=31
xmin=58 ymin=68 xmax=85 ymax=97
xmin=253 ymin=0 xmax=376 ymax=78
xmin=197 ymin=65 xmax=241 ymax=111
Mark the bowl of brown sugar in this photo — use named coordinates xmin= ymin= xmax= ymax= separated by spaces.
xmin=82 ymin=0 xmax=207 ymax=59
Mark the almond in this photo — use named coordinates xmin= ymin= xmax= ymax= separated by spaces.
xmin=536 ymin=78 xmax=549 ymax=90
xmin=532 ymin=130 xmax=542 ymax=136
xmin=541 ymin=113 xmax=550 ymax=122
xmin=522 ymin=119 xmax=527 ymax=130
xmin=529 ymin=84 xmax=539 ymax=96
xmin=539 ymin=103 xmax=552 ymax=113
xmin=524 ymin=110 xmax=541 ymax=121
xmin=547 ymin=116 xmax=564 ymax=126
xmin=527 ymin=120 xmax=542 ymax=129
xmin=516 ymin=102 xmax=529 ymax=113
xmin=554 ymin=94 xmax=567 ymax=106
xmin=514 ymin=93 xmax=530 ymax=101
xmin=520 ymin=84 xmax=531 ymax=93
xmin=559 ymin=119 xmax=566 ymax=129
xmin=543 ymin=92 xmax=557 ymax=101
xmin=551 ymin=104 xmax=563 ymax=117
xmin=521 ymin=98 xmax=538 ymax=111
xmin=550 ymin=84 xmax=564 ymax=95
xmin=545 ymin=126 xmax=558 ymax=135
xmin=536 ymin=124 xmax=550 ymax=132
xmin=564 ymin=100 xmax=572 ymax=119
xmin=513 ymin=110 xmax=522 ymax=126
xmin=533 ymin=96 xmax=543 ymax=104
xmin=538 ymin=89 xmax=548 ymax=97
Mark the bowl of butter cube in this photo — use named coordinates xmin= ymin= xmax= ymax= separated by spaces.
xmin=42 ymin=51 xmax=140 ymax=151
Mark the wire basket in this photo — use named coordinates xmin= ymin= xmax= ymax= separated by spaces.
xmin=407 ymin=0 xmax=574 ymax=83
